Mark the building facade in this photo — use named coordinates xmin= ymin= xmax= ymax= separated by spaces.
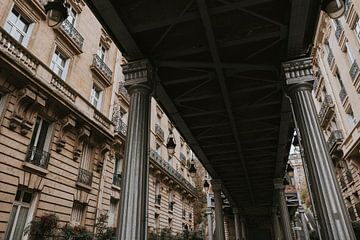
xmin=311 ymin=0 xmax=360 ymax=222
xmin=0 ymin=0 xmax=196 ymax=239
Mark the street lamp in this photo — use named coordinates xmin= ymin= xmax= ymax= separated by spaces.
xmin=203 ymin=179 xmax=210 ymax=192
xmin=287 ymin=164 xmax=294 ymax=178
xmin=189 ymin=159 xmax=197 ymax=177
xmin=44 ymin=0 xmax=69 ymax=28
xmin=322 ymin=0 xmax=345 ymax=19
xmin=166 ymin=130 xmax=176 ymax=156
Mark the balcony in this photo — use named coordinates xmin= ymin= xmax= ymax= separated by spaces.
xmin=335 ymin=23 xmax=343 ymax=41
xmin=318 ymin=95 xmax=335 ymax=128
xmin=25 ymin=146 xmax=50 ymax=169
xmin=112 ymin=173 xmax=122 ymax=187
xmin=339 ymin=87 xmax=348 ymax=107
xmin=155 ymin=124 xmax=164 ymax=141
xmin=118 ymin=82 xmax=130 ymax=102
xmin=327 ymin=51 xmax=335 ymax=71
xmin=349 ymin=61 xmax=360 ymax=92
xmin=155 ymin=194 xmax=161 ymax=205
xmin=114 ymin=118 xmax=127 ymax=136
xmin=149 ymin=149 xmax=196 ymax=195
xmin=345 ymin=0 xmax=352 ymax=17
xmin=335 ymin=22 xmax=346 ymax=50
xmin=340 ymin=176 xmax=346 ymax=189
xmin=327 ymin=130 xmax=344 ymax=153
xmin=346 ymin=170 xmax=354 ymax=184
xmin=55 ymin=19 xmax=84 ymax=54
xmin=90 ymin=54 xmax=113 ymax=87
xmin=77 ymin=168 xmax=93 ymax=187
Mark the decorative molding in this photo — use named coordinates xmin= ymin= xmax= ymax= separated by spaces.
xmin=74 ymin=189 xmax=89 ymax=205
xmin=282 ymin=58 xmax=314 ymax=85
xmin=73 ymin=125 xmax=91 ymax=160
xmin=56 ymin=114 xmax=76 ymax=152
xmin=100 ymin=29 xmax=112 ymax=49
xmin=68 ymin=0 xmax=86 ymax=13
xmin=122 ymin=59 xmax=153 ymax=88
xmin=13 ymin=0 xmax=46 ymax=22
xmin=10 ymin=87 xmax=46 ymax=135
xmin=96 ymin=141 xmax=111 ymax=172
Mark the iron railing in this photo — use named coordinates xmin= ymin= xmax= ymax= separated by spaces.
xmin=345 ymin=0 xmax=352 ymax=17
xmin=114 ymin=118 xmax=127 ymax=136
xmin=339 ymin=87 xmax=347 ymax=103
xmin=349 ymin=61 xmax=359 ymax=81
xmin=92 ymin=54 xmax=112 ymax=82
xmin=340 ymin=176 xmax=346 ymax=189
xmin=77 ymin=168 xmax=93 ymax=186
xmin=150 ymin=149 xmax=196 ymax=195
xmin=60 ymin=19 xmax=84 ymax=50
xmin=327 ymin=50 xmax=334 ymax=66
xmin=346 ymin=170 xmax=354 ymax=183
xmin=318 ymin=95 xmax=334 ymax=123
xmin=335 ymin=21 xmax=343 ymax=41
xmin=118 ymin=82 xmax=130 ymax=101
xmin=25 ymin=146 xmax=50 ymax=169
xmin=155 ymin=194 xmax=161 ymax=205
xmin=155 ymin=124 xmax=164 ymax=140
xmin=327 ymin=130 xmax=344 ymax=152
xmin=112 ymin=173 xmax=122 ymax=187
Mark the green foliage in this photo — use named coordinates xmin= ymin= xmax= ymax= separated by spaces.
xmin=148 ymin=228 xmax=203 ymax=240
xmin=24 ymin=213 xmax=59 ymax=240
xmin=62 ymin=224 xmax=93 ymax=240
xmin=309 ymin=230 xmax=320 ymax=240
xmin=352 ymin=221 xmax=360 ymax=240
xmin=94 ymin=213 xmax=116 ymax=240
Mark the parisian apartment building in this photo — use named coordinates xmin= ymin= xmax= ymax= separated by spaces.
xmin=0 ymin=0 xmax=197 ymax=239
xmin=311 ymin=0 xmax=360 ymax=223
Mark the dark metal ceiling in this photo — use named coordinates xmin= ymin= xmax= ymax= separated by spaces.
xmin=86 ymin=0 xmax=321 ymax=234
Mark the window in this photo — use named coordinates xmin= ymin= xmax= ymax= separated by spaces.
xmin=168 ymin=218 xmax=173 ymax=229
xmin=345 ymin=42 xmax=355 ymax=64
xmin=70 ymin=201 xmax=85 ymax=225
xmin=4 ymin=8 xmax=32 ymax=46
xmin=346 ymin=108 xmax=357 ymax=127
xmin=155 ymin=143 xmax=161 ymax=156
xmin=50 ymin=50 xmax=69 ymax=79
xmin=155 ymin=181 xmax=161 ymax=205
xmin=168 ymin=190 xmax=174 ymax=211
xmin=108 ymin=198 xmax=119 ymax=227
xmin=90 ymin=85 xmax=103 ymax=110
xmin=5 ymin=188 xmax=35 ymax=240
xmin=97 ymin=43 xmax=106 ymax=61
xmin=67 ymin=8 xmax=77 ymax=26
xmin=113 ymin=156 xmax=122 ymax=187
xmin=335 ymin=70 xmax=344 ymax=87
xmin=355 ymin=18 xmax=360 ymax=43
xmin=27 ymin=116 xmax=52 ymax=168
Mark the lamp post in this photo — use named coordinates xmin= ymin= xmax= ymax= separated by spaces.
xmin=322 ymin=0 xmax=345 ymax=19
xmin=166 ymin=130 xmax=176 ymax=156
xmin=44 ymin=0 xmax=69 ymax=27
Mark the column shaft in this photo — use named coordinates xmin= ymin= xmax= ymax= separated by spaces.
xmin=275 ymin=181 xmax=293 ymax=240
xmin=273 ymin=209 xmax=282 ymax=240
xmin=207 ymin=208 xmax=214 ymax=240
xmin=212 ymin=180 xmax=225 ymax=240
xmin=117 ymin=60 xmax=152 ymax=240
xmin=283 ymin=58 xmax=356 ymax=240
xmin=233 ymin=209 xmax=241 ymax=240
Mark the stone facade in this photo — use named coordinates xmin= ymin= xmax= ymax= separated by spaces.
xmin=0 ymin=0 xmax=196 ymax=239
xmin=311 ymin=0 xmax=360 ymax=222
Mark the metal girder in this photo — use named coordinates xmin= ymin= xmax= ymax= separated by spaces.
xmin=131 ymin=0 xmax=274 ymax=33
xmin=163 ymin=74 xmax=210 ymax=86
xmin=198 ymin=132 xmax=233 ymax=140
xmin=239 ymin=115 xmax=279 ymax=122
xmin=196 ymin=0 xmax=254 ymax=203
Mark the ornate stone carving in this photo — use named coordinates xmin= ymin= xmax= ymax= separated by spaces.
xmin=10 ymin=87 xmax=46 ymax=135
xmin=56 ymin=114 xmax=76 ymax=152
xmin=282 ymin=57 xmax=315 ymax=85
xmin=96 ymin=141 xmax=111 ymax=172
xmin=73 ymin=125 xmax=91 ymax=160
xmin=100 ymin=29 xmax=112 ymax=49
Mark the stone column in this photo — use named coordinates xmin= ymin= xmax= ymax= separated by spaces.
xmin=212 ymin=179 xmax=225 ymax=240
xmin=283 ymin=57 xmax=356 ymax=240
xmin=274 ymin=179 xmax=293 ymax=240
xmin=298 ymin=206 xmax=310 ymax=240
xmin=233 ymin=208 xmax=241 ymax=240
xmin=272 ymin=207 xmax=282 ymax=240
xmin=240 ymin=217 xmax=246 ymax=240
xmin=116 ymin=60 xmax=153 ymax=240
xmin=206 ymin=207 xmax=214 ymax=240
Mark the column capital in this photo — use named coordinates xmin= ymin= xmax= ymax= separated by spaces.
xmin=211 ymin=179 xmax=222 ymax=192
xmin=122 ymin=59 xmax=154 ymax=93
xmin=282 ymin=57 xmax=314 ymax=85
xmin=273 ymin=178 xmax=284 ymax=190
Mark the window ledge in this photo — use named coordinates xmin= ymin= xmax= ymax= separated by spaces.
xmin=155 ymin=204 xmax=161 ymax=208
xmin=111 ymin=184 xmax=121 ymax=191
xmin=76 ymin=182 xmax=92 ymax=191
xmin=22 ymin=162 xmax=48 ymax=175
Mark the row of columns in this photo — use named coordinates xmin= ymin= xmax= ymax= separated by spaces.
xmin=116 ymin=57 xmax=356 ymax=240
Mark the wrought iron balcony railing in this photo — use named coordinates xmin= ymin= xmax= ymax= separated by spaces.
xmin=118 ymin=82 xmax=130 ymax=101
xmin=91 ymin=54 xmax=113 ymax=84
xmin=339 ymin=87 xmax=348 ymax=103
xmin=150 ymin=149 xmax=196 ymax=195
xmin=77 ymin=168 xmax=93 ymax=186
xmin=114 ymin=118 xmax=127 ymax=136
xmin=349 ymin=61 xmax=359 ymax=82
xmin=345 ymin=0 xmax=352 ymax=17
xmin=59 ymin=19 xmax=84 ymax=50
xmin=335 ymin=22 xmax=343 ymax=41
xmin=155 ymin=194 xmax=161 ymax=205
xmin=112 ymin=173 xmax=122 ymax=187
xmin=327 ymin=130 xmax=344 ymax=153
xmin=327 ymin=50 xmax=334 ymax=66
xmin=25 ymin=146 xmax=50 ymax=169
xmin=318 ymin=95 xmax=334 ymax=126
xmin=339 ymin=176 xmax=346 ymax=189
xmin=155 ymin=124 xmax=164 ymax=140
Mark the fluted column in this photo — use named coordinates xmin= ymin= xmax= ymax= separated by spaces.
xmin=212 ymin=179 xmax=225 ymax=240
xmin=206 ymin=207 xmax=214 ymax=240
xmin=116 ymin=60 xmax=153 ymax=240
xmin=283 ymin=57 xmax=356 ymax=240
xmin=274 ymin=179 xmax=292 ymax=240
xmin=272 ymin=207 xmax=282 ymax=240
xmin=240 ymin=217 xmax=246 ymax=240
xmin=233 ymin=208 xmax=241 ymax=240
